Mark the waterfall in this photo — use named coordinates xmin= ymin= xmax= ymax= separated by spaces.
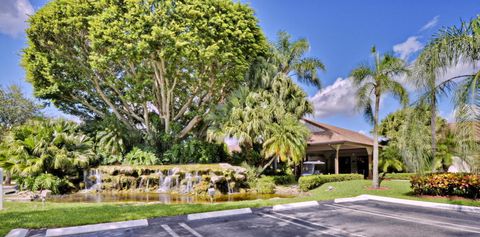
xmin=184 ymin=172 xmax=193 ymax=193
xmin=88 ymin=169 xmax=102 ymax=191
xmin=138 ymin=176 xmax=145 ymax=190
xmin=158 ymin=176 xmax=172 ymax=193
xmin=227 ymin=182 xmax=234 ymax=195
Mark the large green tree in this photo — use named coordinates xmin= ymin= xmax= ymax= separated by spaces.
xmin=351 ymin=47 xmax=409 ymax=188
xmin=414 ymin=16 xmax=480 ymax=171
xmin=0 ymin=85 xmax=42 ymax=132
xmin=23 ymin=0 xmax=268 ymax=142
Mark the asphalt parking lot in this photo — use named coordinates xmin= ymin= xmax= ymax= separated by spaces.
xmin=27 ymin=200 xmax=480 ymax=237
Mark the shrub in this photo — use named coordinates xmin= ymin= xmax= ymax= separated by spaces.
xmin=410 ymin=173 xmax=480 ymax=199
xmin=271 ymin=175 xmax=296 ymax=185
xmin=299 ymin=174 xmax=364 ymax=191
xmin=162 ymin=139 xmax=229 ymax=164
xmin=18 ymin=173 xmax=73 ymax=194
xmin=382 ymin=173 xmax=416 ymax=180
xmin=255 ymin=176 xmax=276 ymax=194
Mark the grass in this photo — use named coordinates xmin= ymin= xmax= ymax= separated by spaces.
xmin=1 ymin=180 xmax=479 ymax=236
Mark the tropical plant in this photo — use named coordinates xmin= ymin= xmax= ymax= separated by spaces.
xmin=17 ymin=173 xmax=73 ymax=194
xmin=261 ymin=115 xmax=310 ymax=173
xmin=414 ymin=16 xmax=480 ymax=171
xmin=248 ymin=31 xmax=325 ymax=89
xmin=351 ymin=46 xmax=409 ymax=188
xmin=378 ymin=106 xmax=455 ymax=173
xmin=123 ymin=147 xmax=159 ymax=166
xmin=0 ymin=119 xmax=95 ymax=193
xmin=162 ymin=139 xmax=229 ymax=164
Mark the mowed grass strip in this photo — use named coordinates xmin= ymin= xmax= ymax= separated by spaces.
xmin=1 ymin=180 xmax=479 ymax=236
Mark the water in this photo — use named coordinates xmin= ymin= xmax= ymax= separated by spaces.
xmin=88 ymin=169 xmax=102 ymax=191
xmin=48 ymin=192 xmax=291 ymax=204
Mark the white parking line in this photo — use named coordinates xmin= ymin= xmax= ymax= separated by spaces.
xmin=273 ymin=212 xmax=366 ymax=237
xmin=326 ymin=204 xmax=480 ymax=234
xmin=161 ymin=224 xmax=180 ymax=237
xmin=260 ymin=213 xmax=341 ymax=237
xmin=179 ymin=223 xmax=203 ymax=237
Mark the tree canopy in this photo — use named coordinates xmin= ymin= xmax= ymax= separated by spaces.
xmin=0 ymin=85 xmax=42 ymax=132
xmin=23 ymin=0 xmax=268 ymax=142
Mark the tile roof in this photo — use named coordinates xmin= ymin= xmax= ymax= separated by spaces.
xmin=301 ymin=118 xmax=374 ymax=147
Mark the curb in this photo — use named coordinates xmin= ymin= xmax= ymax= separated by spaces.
xmin=45 ymin=219 xmax=148 ymax=237
xmin=272 ymin=201 xmax=319 ymax=211
xmin=187 ymin=208 xmax=252 ymax=221
xmin=6 ymin=229 xmax=29 ymax=237
xmin=335 ymin=194 xmax=480 ymax=214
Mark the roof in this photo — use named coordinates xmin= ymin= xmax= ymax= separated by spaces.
xmin=301 ymin=118 xmax=374 ymax=147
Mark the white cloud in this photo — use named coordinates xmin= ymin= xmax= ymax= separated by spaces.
xmin=393 ymin=36 xmax=423 ymax=60
xmin=310 ymin=77 xmax=357 ymax=118
xmin=420 ymin=16 xmax=439 ymax=32
xmin=436 ymin=60 xmax=480 ymax=84
xmin=0 ymin=0 xmax=34 ymax=37
xmin=358 ymin=130 xmax=366 ymax=135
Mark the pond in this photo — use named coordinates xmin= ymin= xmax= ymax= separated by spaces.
xmin=48 ymin=192 xmax=292 ymax=204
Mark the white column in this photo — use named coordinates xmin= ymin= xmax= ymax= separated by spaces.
xmin=0 ymin=168 xmax=3 ymax=210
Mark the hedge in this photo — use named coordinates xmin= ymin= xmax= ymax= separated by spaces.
xmin=271 ymin=175 xmax=296 ymax=185
xmin=382 ymin=173 xmax=416 ymax=180
xmin=299 ymin=174 xmax=364 ymax=191
xmin=410 ymin=173 xmax=480 ymax=199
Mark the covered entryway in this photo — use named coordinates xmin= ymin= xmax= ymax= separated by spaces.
xmin=301 ymin=119 xmax=374 ymax=178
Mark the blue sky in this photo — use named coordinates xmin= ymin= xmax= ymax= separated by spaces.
xmin=1 ymin=0 xmax=479 ymax=134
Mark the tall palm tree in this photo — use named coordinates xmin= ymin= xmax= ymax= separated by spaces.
xmin=351 ymin=47 xmax=409 ymax=188
xmin=248 ymin=31 xmax=326 ymax=90
xmin=261 ymin=115 xmax=310 ymax=173
xmin=414 ymin=16 xmax=480 ymax=170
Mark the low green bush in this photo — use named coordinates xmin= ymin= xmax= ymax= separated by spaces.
xmin=410 ymin=173 xmax=480 ymax=199
xmin=271 ymin=175 xmax=296 ymax=185
xmin=382 ymin=173 xmax=416 ymax=180
xmin=299 ymin=174 xmax=364 ymax=191
xmin=255 ymin=176 xmax=276 ymax=194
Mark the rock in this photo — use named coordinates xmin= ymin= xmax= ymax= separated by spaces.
xmin=234 ymin=174 xmax=246 ymax=181
xmin=210 ymin=175 xmax=225 ymax=184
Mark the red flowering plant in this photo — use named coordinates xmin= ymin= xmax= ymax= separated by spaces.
xmin=410 ymin=173 xmax=480 ymax=199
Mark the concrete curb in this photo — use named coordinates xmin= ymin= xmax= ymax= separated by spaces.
xmin=272 ymin=201 xmax=319 ymax=211
xmin=6 ymin=229 xmax=29 ymax=237
xmin=187 ymin=208 xmax=252 ymax=221
xmin=45 ymin=219 xmax=148 ymax=237
xmin=335 ymin=194 xmax=480 ymax=214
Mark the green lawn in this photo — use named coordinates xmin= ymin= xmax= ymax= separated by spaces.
xmin=1 ymin=180 xmax=479 ymax=236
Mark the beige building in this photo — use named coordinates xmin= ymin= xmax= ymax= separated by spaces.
xmin=301 ymin=119 xmax=374 ymax=178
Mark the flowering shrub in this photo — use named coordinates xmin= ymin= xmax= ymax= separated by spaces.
xmin=410 ymin=173 xmax=480 ymax=199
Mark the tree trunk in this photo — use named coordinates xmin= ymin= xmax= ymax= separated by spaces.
xmin=372 ymin=94 xmax=380 ymax=189
xmin=257 ymin=156 xmax=277 ymax=177
xmin=430 ymin=95 xmax=437 ymax=172
xmin=5 ymin=171 xmax=11 ymax=185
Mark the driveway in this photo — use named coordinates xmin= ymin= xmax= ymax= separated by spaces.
xmin=27 ymin=200 xmax=480 ymax=237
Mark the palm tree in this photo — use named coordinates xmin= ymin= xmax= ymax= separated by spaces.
xmin=2 ymin=119 xmax=95 ymax=179
xmin=351 ymin=47 xmax=409 ymax=188
xmin=414 ymin=16 xmax=480 ymax=169
xmin=261 ymin=115 xmax=310 ymax=174
xmin=248 ymin=31 xmax=326 ymax=90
